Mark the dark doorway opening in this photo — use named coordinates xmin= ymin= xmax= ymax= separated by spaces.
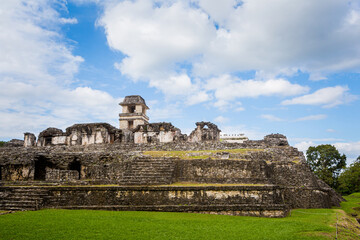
xmin=44 ymin=137 xmax=52 ymax=146
xmin=68 ymin=159 xmax=81 ymax=180
xmin=129 ymin=105 xmax=136 ymax=113
xmin=128 ymin=120 xmax=134 ymax=129
xmin=34 ymin=156 xmax=53 ymax=180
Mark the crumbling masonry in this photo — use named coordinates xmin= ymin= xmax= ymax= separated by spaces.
xmin=0 ymin=95 xmax=343 ymax=217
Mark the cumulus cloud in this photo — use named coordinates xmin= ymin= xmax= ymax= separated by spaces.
xmin=206 ymin=75 xmax=309 ymax=100
xmin=0 ymin=0 xmax=121 ymax=139
xmin=334 ymin=142 xmax=360 ymax=162
xmin=98 ymin=0 xmax=215 ymax=99
xmin=282 ymin=86 xmax=357 ymax=108
xmin=194 ymin=0 xmax=360 ymax=77
xmin=205 ymin=75 xmax=308 ymax=109
xmin=97 ymin=0 xmax=360 ymax=106
xmin=214 ymin=116 xmax=229 ymax=124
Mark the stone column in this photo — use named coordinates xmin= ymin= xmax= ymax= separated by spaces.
xmin=24 ymin=132 xmax=36 ymax=147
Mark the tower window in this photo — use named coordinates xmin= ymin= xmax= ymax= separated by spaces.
xmin=129 ymin=106 xmax=136 ymax=113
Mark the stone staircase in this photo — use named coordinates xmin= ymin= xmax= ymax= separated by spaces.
xmin=119 ymin=157 xmax=175 ymax=185
xmin=0 ymin=187 xmax=49 ymax=211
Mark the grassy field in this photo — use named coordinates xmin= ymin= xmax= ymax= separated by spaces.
xmin=0 ymin=194 xmax=359 ymax=240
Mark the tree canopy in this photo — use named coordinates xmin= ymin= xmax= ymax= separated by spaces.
xmin=337 ymin=156 xmax=360 ymax=195
xmin=306 ymin=144 xmax=346 ymax=189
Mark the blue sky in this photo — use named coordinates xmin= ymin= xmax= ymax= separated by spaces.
xmin=1 ymin=0 xmax=360 ymax=162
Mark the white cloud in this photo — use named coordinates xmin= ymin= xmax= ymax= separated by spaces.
xmin=214 ymin=116 xmax=229 ymax=124
xmin=194 ymin=0 xmax=360 ymax=77
xmin=147 ymin=104 xmax=183 ymax=121
xmin=186 ymin=91 xmax=211 ymax=105
xmin=98 ymin=0 xmax=215 ymax=99
xmin=282 ymin=86 xmax=357 ymax=108
xmin=59 ymin=17 xmax=78 ymax=24
xmin=97 ymin=0 xmax=360 ymax=106
xmin=294 ymin=114 xmax=327 ymax=121
xmin=334 ymin=142 xmax=360 ymax=162
xmin=327 ymin=129 xmax=336 ymax=133
xmin=206 ymin=75 xmax=309 ymax=100
xmin=260 ymin=114 xmax=284 ymax=122
xmin=294 ymin=141 xmax=315 ymax=153
xmin=0 ymin=0 xmax=121 ymax=140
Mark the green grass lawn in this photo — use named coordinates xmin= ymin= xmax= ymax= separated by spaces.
xmin=0 ymin=194 xmax=359 ymax=240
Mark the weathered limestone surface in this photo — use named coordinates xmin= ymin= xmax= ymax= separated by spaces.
xmin=188 ymin=122 xmax=221 ymax=142
xmin=133 ymin=122 xmax=186 ymax=144
xmin=0 ymin=133 xmax=344 ymax=217
xmin=35 ymin=123 xmax=121 ymax=147
xmin=119 ymin=95 xmax=149 ymax=130
xmin=24 ymin=133 xmax=36 ymax=147
xmin=0 ymin=185 xmax=289 ymax=217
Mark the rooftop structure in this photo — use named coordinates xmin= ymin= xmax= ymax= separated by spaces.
xmin=119 ymin=95 xmax=149 ymax=130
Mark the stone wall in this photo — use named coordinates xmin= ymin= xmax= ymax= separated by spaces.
xmin=24 ymin=133 xmax=36 ymax=147
xmin=0 ymin=185 xmax=288 ymax=217
xmin=45 ymin=168 xmax=79 ymax=181
xmin=0 ymin=135 xmax=343 ymax=210
xmin=34 ymin=123 xmax=121 ymax=147
xmin=188 ymin=122 xmax=221 ymax=142
xmin=174 ymin=159 xmax=271 ymax=184
xmin=133 ymin=122 xmax=185 ymax=144
xmin=1 ymin=164 xmax=33 ymax=181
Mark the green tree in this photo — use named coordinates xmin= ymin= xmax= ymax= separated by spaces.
xmin=0 ymin=141 xmax=6 ymax=147
xmin=337 ymin=156 xmax=360 ymax=195
xmin=306 ymin=144 xmax=346 ymax=189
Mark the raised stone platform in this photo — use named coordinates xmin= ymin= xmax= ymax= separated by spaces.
xmin=0 ymin=185 xmax=289 ymax=217
xmin=0 ymin=138 xmax=344 ymax=217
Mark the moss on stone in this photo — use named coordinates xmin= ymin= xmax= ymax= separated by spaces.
xmin=142 ymin=149 xmax=263 ymax=160
xmin=156 ymin=182 xmax=267 ymax=187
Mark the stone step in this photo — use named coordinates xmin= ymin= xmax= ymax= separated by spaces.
xmin=0 ymin=207 xmax=35 ymax=211
xmin=4 ymin=196 xmax=43 ymax=200
xmin=52 ymin=204 xmax=289 ymax=217
xmin=121 ymin=174 xmax=172 ymax=178
xmin=0 ymin=199 xmax=37 ymax=204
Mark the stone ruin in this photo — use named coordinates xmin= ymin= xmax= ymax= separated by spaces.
xmin=22 ymin=96 xmax=220 ymax=147
xmin=188 ymin=122 xmax=221 ymax=142
xmin=0 ymin=95 xmax=343 ymax=217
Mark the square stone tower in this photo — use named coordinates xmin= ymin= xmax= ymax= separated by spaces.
xmin=119 ymin=95 xmax=149 ymax=130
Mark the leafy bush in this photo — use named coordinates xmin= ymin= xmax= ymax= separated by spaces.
xmin=337 ymin=157 xmax=360 ymax=195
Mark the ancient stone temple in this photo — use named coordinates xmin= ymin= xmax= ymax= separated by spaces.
xmin=119 ymin=95 xmax=149 ymax=130
xmin=0 ymin=95 xmax=343 ymax=217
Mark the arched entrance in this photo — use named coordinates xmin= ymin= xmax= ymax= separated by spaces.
xmin=34 ymin=156 xmax=53 ymax=180
xmin=68 ymin=159 xmax=81 ymax=180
